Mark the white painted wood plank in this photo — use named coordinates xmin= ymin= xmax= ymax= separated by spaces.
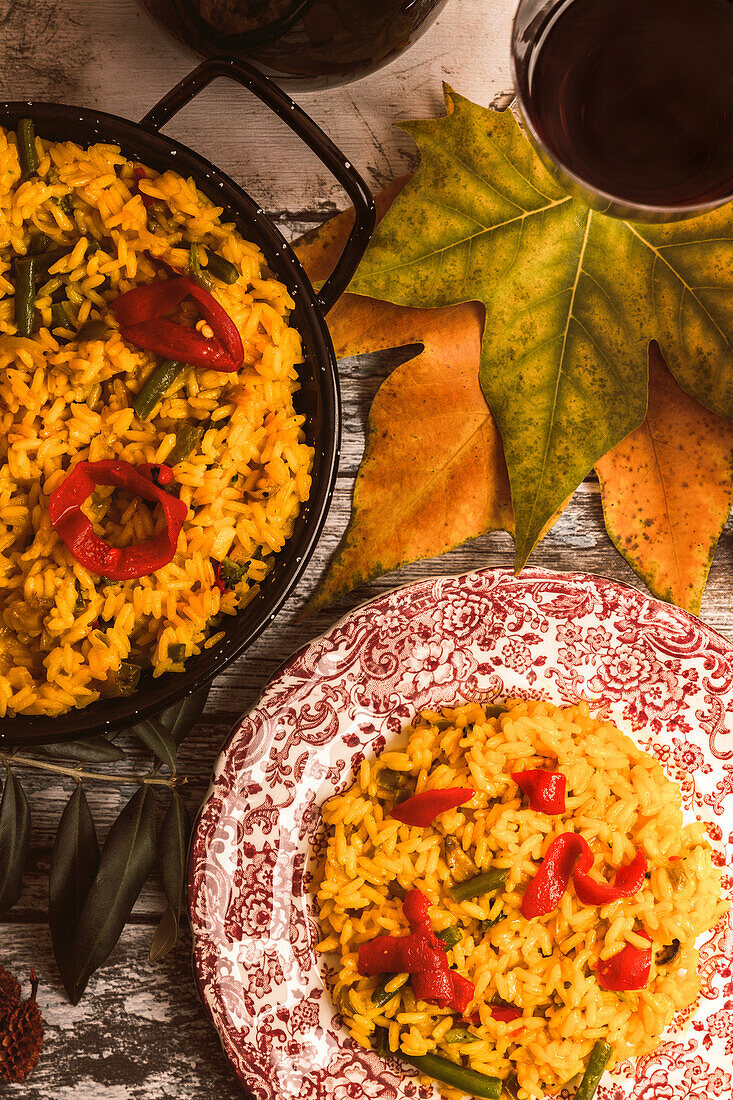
xmin=0 ymin=923 xmax=246 ymax=1099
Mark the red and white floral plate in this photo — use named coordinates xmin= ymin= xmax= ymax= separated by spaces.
xmin=187 ymin=568 xmax=733 ymax=1100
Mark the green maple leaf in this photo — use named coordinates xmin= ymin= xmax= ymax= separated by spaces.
xmin=350 ymin=87 xmax=733 ymax=569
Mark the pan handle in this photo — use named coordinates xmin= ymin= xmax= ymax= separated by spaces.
xmin=139 ymin=58 xmax=375 ymax=313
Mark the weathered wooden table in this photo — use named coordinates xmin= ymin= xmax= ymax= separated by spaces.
xmin=2 ymin=1 xmax=732 ymax=1097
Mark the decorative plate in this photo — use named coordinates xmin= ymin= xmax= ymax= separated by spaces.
xmin=188 ymin=568 xmax=733 ymax=1100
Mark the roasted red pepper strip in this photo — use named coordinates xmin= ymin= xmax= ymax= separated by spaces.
xmin=573 ymin=847 xmax=648 ymax=906
xmin=48 ymin=460 xmax=187 ymax=580
xmin=112 ymin=275 xmax=244 ymax=373
xmin=411 ymin=966 xmax=459 ymax=1009
xmin=403 ymin=889 xmax=441 ymax=947
xmin=390 ymin=787 xmax=475 ymax=827
xmin=132 ymin=166 xmax=155 ymax=209
xmin=445 ymin=972 xmax=475 ymax=1014
xmin=358 ymin=890 xmax=475 ymax=1013
xmin=512 ymin=769 xmax=566 ymax=814
xmin=490 ymin=1004 xmax=523 ymax=1023
xmin=595 ymin=933 xmax=652 ymax=991
xmin=521 ymin=832 xmax=646 ymax=918
xmin=521 ymin=833 xmax=587 ymax=918
xmin=357 ymin=932 xmax=439 ymax=976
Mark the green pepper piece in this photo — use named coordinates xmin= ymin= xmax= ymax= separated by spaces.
xmin=444 ymin=1027 xmax=479 ymax=1044
xmin=204 ymin=248 xmax=239 ymax=284
xmin=502 ymin=1071 xmax=521 ymax=1099
xmin=102 ymin=661 xmax=141 ymax=697
xmin=217 ymin=557 xmax=246 ymax=589
xmin=574 ymin=1040 xmax=612 ymax=1100
xmin=377 ymin=767 xmax=404 ymax=792
xmin=479 ymin=910 xmax=505 ymax=934
xmin=450 ymin=868 xmax=509 ymax=903
xmin=133 ymin=359 xmax=185 ymax=420
xmin=76 ymin=318 xmax=108 ymax=343
xmin=371 ymin=977 xmax=397 ymax=1009
xmin=168 ymin=643 xmax=186 ymax=663
xmin=167 ymin=421 xmax=205 ymax=464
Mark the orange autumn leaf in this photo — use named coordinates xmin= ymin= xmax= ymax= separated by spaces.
xmin=596 ymin=343 xmax=733 ymax=615
xmin=294 ymin=183 xmax=514 ymax=612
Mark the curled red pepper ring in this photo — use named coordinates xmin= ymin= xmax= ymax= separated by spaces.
xmin=390 ymin=787 xmax=475 ymax=827
xmin=512 ymin=769 xmax=566 ymax=814
xmin=48 ymin=459 xmax=188 ymax=581
xmin=521 ymin=832 xmax=647 ymax=918
xmin=112 ymin=275 xmax=244 ymax=373
xmin=595 ymin=933 xmax=652 ymax=991
xmin=358 ymin=889 xmax=475 ymax=1014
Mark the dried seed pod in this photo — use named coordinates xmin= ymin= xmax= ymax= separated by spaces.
xmin=0 ymin=968 xmax=44 ymax=1083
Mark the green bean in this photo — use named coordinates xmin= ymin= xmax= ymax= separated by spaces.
xmin=204 ymin=248 xmax=239 ymax=284
xmin=444 ymin=1028 xmax=479 ymax=1044
xmin=17 ymin=118 xmax=38 ymax=178
xmin=189 ymin=243 xmax=213 ymax=290
xmin=398 ymin=1052 xmax=501 ymax=1099
xmin=168 ymin=643 xmax=186 ymax=663
xmin=574 ymin=1040 xmax=612 ymax=1100
xmin=435 ymin=925 xmax=462 ymax=949
xmin=50 ymin=301 xmax=72 ymax=330
xmin=76 ymin=319 xmax=108 ymax=343
xmin=370 ymin=977 xmax=397 ymax=1009
xmin=133 ymin=359 xmax=185 ymax=420
xmin=449 ymin=867 xmax=509 ymax=903
xmin=167 ymin=421 xmax=205 ymax=464
xmin=14 ymin=256 xmax=36 ymax=336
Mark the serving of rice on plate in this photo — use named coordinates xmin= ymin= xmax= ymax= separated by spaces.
xmin=0 ymin=122 xmax=313 ymax=717
xmin=316 ymin=698 xmax=728 ymax=1100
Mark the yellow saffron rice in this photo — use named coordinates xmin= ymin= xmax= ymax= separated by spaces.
xmin=0 ymin=125 xmax=313 ymax=716
xmin=316 ymin=699 xmax=728 ymax=1099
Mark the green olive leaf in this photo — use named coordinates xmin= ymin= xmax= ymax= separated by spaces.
xmin=133 ymin=718 xmax=177 ymax=770
xmin=49 ymin=783 xmax=100 ymax=999
xmin=160 ymin=685 xmax=209 ymax=746
xmin=38 ymin=737 xmax=127 ymax=763
xmin=349 ymin=87 xmax=733 ymax=569
xmin=150 ymin=791 xmax=190 ymax=962
xmin=0 ymin=765 xmax=31 ymax=916
xmin=69 ymin=785 xmax=156 ymax=1003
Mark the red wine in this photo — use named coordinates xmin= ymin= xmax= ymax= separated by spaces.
xmin=524 ymin=0 xmax=733 ymax=207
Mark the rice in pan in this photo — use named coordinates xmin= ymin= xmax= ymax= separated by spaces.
xmin=0 ymin=123 xmax=313 ymax=717
xmin=316 ymin=699 xmax=728 ymax=1099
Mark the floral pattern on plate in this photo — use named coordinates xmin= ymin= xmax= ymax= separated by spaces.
xmin=188 ymin=568 xmax=733 ymax=1099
